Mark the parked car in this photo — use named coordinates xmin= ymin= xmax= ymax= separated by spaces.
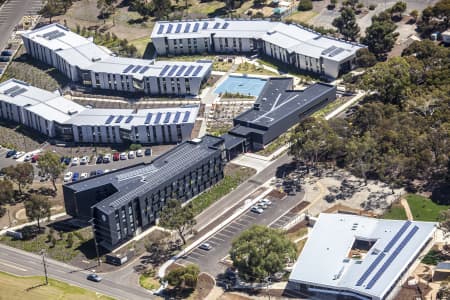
xmin=80 ymin=156 xmax=90 ymax=165
xmin=113 ymin=152 xmax=120 ymax=161
xmin=64 ymin=157 xmax=71 ymax=165
xmin=128 ymin=151 xmax=135 ymax=159
xmin=103 ymin=153 xmax=111 ymax=163
xmin=87 ymin=274 xmax=102 ymax=282
xmin=198 ymin=243 xmax=212 ymax=251
xmin=31 ymin=154 xmax=39 ymax=163
xmin=1 ymin=50 xmax=12 ymax=56
xmin=63 ymin=172 xmax=73 ymax=182
xmin=13 ymin=151 xmax=25 ymax=159
xmin=5 ymin=150 xmax=16 ymax=158
xmin=258 ymin=202 xmax=268 ymax=209
xmin=96 ymin=169 xmax=104 ymax=175
xmin=72 ymin=172 xmax=80 ymax=182
xmin=71 ymin=157 xmax=79 ymax=166
xmin=136 ymin=149 xmax=143 ymax=157
xmin=104 ymin=169 xmax=110 ymax=173
xmin=80 ymin=172 xmax=89 ymax=179
xmin=260 ymin=198 xmax=272 ymax=206
xmin=89 ymin=170 xmax=97 ymax=177
xmin=144 ymin=148 xmax=152 ymax=156
xmin=96 ymin=155 xmax=103 ymax=164
xmin=120 ymin=152 xmax=127 ymax=160
xmin=251 ymin=206 xmax=264 ymax=214
xmin=23 ymin=154 xmax=32 ymax=161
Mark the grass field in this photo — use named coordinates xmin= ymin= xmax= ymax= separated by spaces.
xmin=382 ymin=203 xmax=408 ymax=220
xmin=407 ymin=194 xmax=449 ymax=222
xmin=285 ymin=11 xmax=318 ymax=24
xmin=0 ymin=271 xmax=113 ymax=300
xmin=236 ymin=62 xmax=278 ymax=76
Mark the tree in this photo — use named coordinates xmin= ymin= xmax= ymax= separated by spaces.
xmin=132 ymin=0 xmax=153 ymax=20
xmin=153 ymin=0 xmax=171 ymax=20
xmin=0 ymin=179 xmax=14 ymax=205
xmin=410 ymin=9 xmax=419 ymax=22
xmin=298 ymin=0 xmax=313 ymax=11
xmin=389 ymin=1 xmax=407 ymax=19
xmin=343 ymin=0 xmax=359 ymax=10
xmin=332 ymin=7 xmax=360 ymax=41
xmin=39 ymin=0 xmax=59 ymax=23
xmin=66 ymin=232 xmax=74 ymax=248
xmin=3 ymin=163 xmax=34 ymax=195
xmin=362 ymin=17 xmax=399 ymax=59
xmin=230 ymin=225 xmax=296 ymax=283
xmin=164 ymin=264 xmax=199 ymax=290
xmin=24 ymin=194 xmax=51 ymax=230
xmin=60 ymin=0 xmax=72 ymax=13
xmin=37 ymin=152 xmax=66 ymax=192
xmin=158 ymin=200 xmax=196 ymax=245
xmin=97 ymin=0 xmax=116 ymax=23
xmin=355 ymin=48 xmax=377 ymax=68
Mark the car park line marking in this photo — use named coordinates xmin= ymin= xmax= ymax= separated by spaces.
xmin=243 ymin=214 xmax=256 ymax=220
xmin=185 ymin=256 xmax=199 ymax=261
xmin=0 ymin=259 xmax=27 ymax=272
xmin=215 ymin=232 xmax=230 ymax=239
xmin=233 ymin=220 xmax=249 ymax=226
xmin=209 ymin=236 xmax=225 ymax=242
xmin=189 ymin=252 xmax=205 ymax=258
xmin=221 ymin=228 xmax=237 ymax=235
xmin=227 ymin=224 xmax=242 ymax=231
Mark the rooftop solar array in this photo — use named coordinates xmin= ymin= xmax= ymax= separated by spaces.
xmin=157 ymin=25 xmax=165 ymax=34
xmin=43 ymin=30 xmax=65 ymax=40
xmin=115 ymin=115 xmax=124 ymax=123
xmin=192 ymin=66 xmax=203 ymax=76
xmin=355 ymin=252 xmax=386 ymax=286
xmin=167 ymin=65 xmax=178 ymax=76
xmin=183 ymin=111 xmax=190 ymax=122
xmin=184 ymin=23 xmax=191 ymax=33
xmin=154 ymin=112 xmax=162 ymax=124
xmin=144 ymin=113 xmax=153 ymax=124
xmin=139 ymin=66 xmax=150 ymax=74
xmin=159 ymin=65 xmax=170 ymax=76
xmin=3 ymin=85 xmax=21 ymax=95
xmin=174 ymin=111 xmax=181 ymax=123
xmin=222 ymin=22 xmax=229 ymax=29
xmin=203 ymin=22 xmax=208 ymax=30
xmin=164 ymin=112 xmax=171 ymax=123
xmin=329 ymin=47 xmax=345 ymax=57
xmin=213 ymin=22 xmax=221 ymax=29
xmin=184 ymin=65 xmax=195 ymax=76
xmin=167 ymin=24 xmax=173 ymax=33
xmin=132 ymin=65 xmax=142 ymax=73
xmin=125 ymin=116 xmax=133 ymax=123
xmin=105 ymin=115 xmax=114 ymax=124
xmin=175 ymin=24 xmax=182 ymax=33
xmin=384 ymin=221 xmax=411 ymax=252
xmin=176 ymin=65 xmax=187 ymax=76
xmin=123 ymin=65 xmax=134 ymax=73
xmin=9 ymin=87 xmax=28 ymax=97
xmin=193 ymin=23 xmax=200 ymax=32
xmin=322 ymin=46 xmax=337 ymax=56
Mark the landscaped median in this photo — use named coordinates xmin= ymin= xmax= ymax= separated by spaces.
xmin=0 ymin=271 xmax=113 ymax=300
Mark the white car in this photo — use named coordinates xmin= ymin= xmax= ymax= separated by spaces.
xmin=71 ymin=157 xmax=79 ymax=166
xmin=80 ymin=156 xmax=90 ymax=165
xmin=128 ymin=151 xmax=135 ymax=159
xmin=104 ymin=169 xmax=110 ymax=173
xmin=136 ymin=149 xmax=143 ymax=157
xmin=80 ymin=172 xmax=89 ymax=179
xmin=103 ymin=153 xmax=111 ymax=163
xmin=259 ymin=198 xmax=272 ymax=206
xmin=63 ymin=172 xmax=73 ymax=182
xmin=120 ymin=152 xmax=127 ymax=160
xmin=23 ymin=154 xmax=32 ymax=161
xmin=251 ymin=206 xmax=264 ymax=214
xmin=13 ymin=151 xmax=25 ymax=159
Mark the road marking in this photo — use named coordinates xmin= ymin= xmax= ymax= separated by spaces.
xmin=221 ymin=228 xmax=237 ymax=235
xmin=215 ymin=232 xmax=230 ymax=239
xmin=185 ymin=256 xmax=199 ymax=261
xmin=233 ymin=220 xmax=249 ymax=226
xmin=243 ymin=214 xmax=256 ymax=220
xmin=0 ymin=259 xmax=27 ymax=272
xmin=227 ymin=224 xmax=242 ymax=231
xmin=209 ymin=236 xmax=225 ymax=242
xmin=190 ymin=251 xmax=205 ymax=257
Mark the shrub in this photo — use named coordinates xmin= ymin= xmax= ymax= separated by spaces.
xmin=129 ymin=144 xmax=142 ymax=151
xmin=298 ymin=0 xmax=313 ymax=11
xmin=369 ymin=4 xmax=376 ymax=10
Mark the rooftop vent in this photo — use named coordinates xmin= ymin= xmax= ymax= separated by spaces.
xmin=67 ymin=109 xmax=78 ymax=115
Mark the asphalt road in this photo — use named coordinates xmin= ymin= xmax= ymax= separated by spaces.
xmin=0 ymin=243 xmax=155 ymax=300
xmin=0 ymin=0 xmax=41 ymax=51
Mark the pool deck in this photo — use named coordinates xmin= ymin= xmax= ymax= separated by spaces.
xmin=214 ymin=74 xmax=268 ymax=97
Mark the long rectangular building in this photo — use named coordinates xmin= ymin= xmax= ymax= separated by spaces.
xmin=0 ymin=79 xmax=198 ymax=144
xmin=63 ymin=135 xmax=225 ymax=250
xmin=151 ymin=18 xmax=365 ymax=79
xmin=22 ymin=23 xmax=212 ymax=96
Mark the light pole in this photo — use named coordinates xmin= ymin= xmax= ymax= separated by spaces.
xmin=89 ymin=218 xmax=102 ymax=267
xmin=40 ymin=250 xmax=48 ymax=285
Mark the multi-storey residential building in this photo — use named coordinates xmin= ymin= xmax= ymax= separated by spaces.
xmin=22 ymin=23 xmax=212 ymax=96
xmin=151 ymin=18 xmax=365 ymax=79
xmin=0 ymin=79 xmax=198 ymax=144
xmin=63 ymin=135 xmax=225 ymax=250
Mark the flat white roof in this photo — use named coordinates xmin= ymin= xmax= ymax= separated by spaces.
xmin=289 ymin=213 xmax=436 ymax=299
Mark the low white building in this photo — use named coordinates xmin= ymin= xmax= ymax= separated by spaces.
xmin=288 ymin=213 xmax=436 ymax=300
xmin=151 ymin=19 xmax=365 ymax=79
xmin=21 ymin=23 xmax=212 ymax=96
xmin=0 ymin=79 xmax=198 ymax=144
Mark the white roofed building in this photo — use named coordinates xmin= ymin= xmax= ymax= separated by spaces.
xmin=287 ymin=213 xmax=436 ymax=300
xmin=151 ymin=19 xmax=365 ymax=79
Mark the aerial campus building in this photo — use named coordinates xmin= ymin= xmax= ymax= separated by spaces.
xmin=21 ymin=23 xmax=212 ymax=96
xmin=63 ymin=135 xmax=225 ymax=250
xmin=287 ymin=213 xmax=436 ymax=300
xmin=0 ymin=79 xmax=198 ymax=144
xmin=151 ymin=18 xmax=365 ymax=79
xmin=222 ymin=77 xmax=336 ymax=155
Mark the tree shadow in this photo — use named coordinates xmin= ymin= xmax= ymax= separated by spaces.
xmin=431 ymin=183 xmax=450 ymax=205
xmin=275 ymin=162 xmax=298 ymax=178
xmin=142 ymin=42 xmax=156 ymax=59
xmin=76 ymin=238 xmax=108 ymax=260
xmin=25 ymin=282 xmax=48 ymax=292
xmin=207 ymin=6 xmax=229 ymax=18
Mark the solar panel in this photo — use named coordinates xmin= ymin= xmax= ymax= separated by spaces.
xmin=202 ymin=22 xmax=208 ymax=30
xmin=175 ymin=24 xmax=182 ymax=33
xmin=166 ymin=24 xmax=173 ymax=33
xmin=184 ymin=23 xmax=191 ymax=33
xmin=322 ymin=46 xmax=337 ymax=56
xmin=132 ymin=65 xmax=142 ymax=73
xmin=10 ymin=88 xmax=27 ymax=97
xmin=105 ymin=115 xmax=115 ymax=124
xmin=173 ymin=111 xmax=181 ymax=123
xmin=355 ymin=252 xmax=386 ymax=286
xmin=43 ymin=30 xmax=58 ymax=39
xmin=176 ymin=65 xmax=187 ymax=76
xmin=184 ymin=65 xmax=195 ymax=76
xmin=213 ymin=22 xmax=221 ymax=29
xmin=115 ymin=115 xmax=124 ymax=123
xmin=182 ymin=111 xmax=190 ymax=122
xmin=144 ymin=113 xmax=153 ymax=124
xmin=193 ymin=23 xmax=200 ymax=32
xmin=125 ymin=116 xmax=133 ymax=123
xmin=366 ymin=226 xmax=419 ymax=289
xmin=123 ymin=65 xmax=135 ymax=73
xmin=329 ymin=47 xmax=345 ymax=57
xmin=192 ymin=66 xmax=203 ymax=76
xmin=52 ymin=32 xmax=65 ymax=39
xmin=167 ymin=65 xmax=178 ymax=76
xmin=140 ymin=66 xmax=150 ymax=74
xmin=222 ymin=22 xmax=229 ymax=29
xmin=3 ymin=85 xmax=20 ymax=95
xmin=157 ymin=25 xmax=165 ymax=34
xmin=159 ymin=65 xmax=171 ymax=76
xmin=164 ymin=112 xmax=171 ymax=123
xmin=384 ymin=221 xmax=411 ymax=252
xmin=154 ymin=112 xmax=162 ymax=124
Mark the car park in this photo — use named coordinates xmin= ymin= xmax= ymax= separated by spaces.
xmin=31 ymin=154 xmax=39 ymax=163
xmin=103 ymin=153 xmax=111 ymax=163
xmin=120 ymin=152 xmax=127 ymax=160
xmin=198 ymin=243 xmax=212 ymax=251
xmin=5 ymin=150 xmax=16 ymax=158
xmin=80 ymin=156 xmax=90 ymax=165
xmin=113 ymin=152 xmax=120 ymax=161
xmin=128 ymin=151 xmax=135 ymax=159
xmin=144 ymin=148 xmax=152 ymax=156
xmin=136 ymin=149 xmax=143 ymax=157
xmin=86 ymin=274 xmax=102 ymax=282
xmin=80 ymin=172 xmax=89 ymax=179
xmin=96 ymin=155 xmax=103 ymax=164
xmin=71 ymin=157 xmax=79 ymax=166
xmin=13 ymin=151 xmax=25 ymax=159
xmin=72 ymin=172 xmax=79 ymax=182
xmin=63 ymin=172 xmax=73 ymax=182
xmin=251 ymin=206 xmax=264 ymax=214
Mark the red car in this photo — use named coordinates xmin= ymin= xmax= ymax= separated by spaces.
xmin=113 ymin=152 xmax=120 ymax=161
xmin=31 ymin=154 xmax=39 ymax=163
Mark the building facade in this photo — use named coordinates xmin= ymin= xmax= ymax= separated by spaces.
xmin=151 ymin=19 xmax=365 ymax=79
xmin=22 ymin=23 xmax=212 ymax=96
xmin=63 ymin=135 xmax=226 ymax=250
xmin=0 ymin=79 xmax=198 ymax=144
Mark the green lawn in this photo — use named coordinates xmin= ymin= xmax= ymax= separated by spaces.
xmin=382 ymin=204 xmax=408 ymax=220
xmin=236 ymin=62 xmax=278 ymax=76
xmin=0 ymin=271 xmax=113 ymax=300
xmin=407 ymin=194 xmax=449 ymax=222
xmin=139 ymin=273 xmax=160 ymax=291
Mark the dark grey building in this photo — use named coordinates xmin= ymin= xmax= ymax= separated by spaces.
xmin=223 ymin=78 xmax=336 ymax=154
xmin=63 ymin=135 xmax=226 ymax=250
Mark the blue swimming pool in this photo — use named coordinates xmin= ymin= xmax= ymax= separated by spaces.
xmin=214 ymin=75 xmax=267 ymax=97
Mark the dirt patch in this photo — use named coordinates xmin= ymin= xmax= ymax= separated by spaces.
xmin=323 ymin=203 xmax=378 ymax=217
xmin=289 ymin=201 xmax=310 ymax=214
xmin=266 ymin=189 xmax=286 ymax=200
xmin=196 ymin=272 xmax=215 ymax=300
xmin=285 ymin=220 xmax=308 ymax=235
xmin=395 ymin=277 xmax=433 ymax=300
xmin=219 ymin=292 xmax=252 ymax=300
